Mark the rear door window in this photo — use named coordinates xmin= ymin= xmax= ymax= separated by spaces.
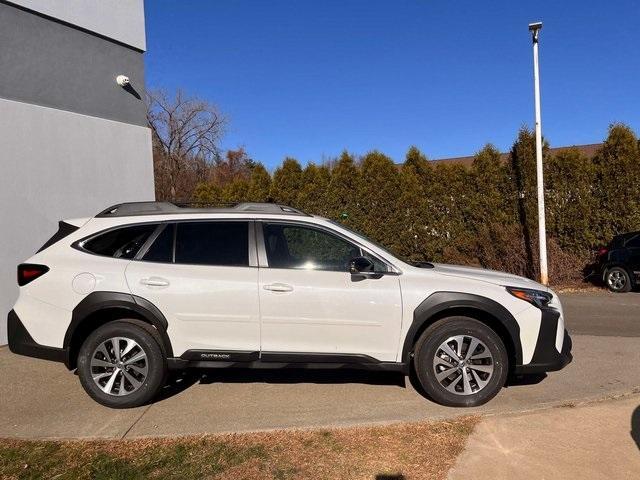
xmin=141 ymin=224 xmax=175 ymax=263
xmin=82 ymin=224 xmax=157 ymax=259
xmin=174 ymin=221 xmax=249 ymax=266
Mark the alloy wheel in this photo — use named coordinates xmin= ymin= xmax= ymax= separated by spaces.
xmin=607 ymin=270 xmax=627 ymax=291
xmin=432 ymin=335 xmax=494 ymax=395
xmin=90 ymin=337 xmax=148 ymax=396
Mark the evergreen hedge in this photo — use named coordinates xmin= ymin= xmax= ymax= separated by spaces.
xmin=192 ymin=123 xmax=640 ymax=287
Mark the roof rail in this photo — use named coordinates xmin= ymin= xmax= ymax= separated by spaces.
xmin=96 ymin=201 xmax=309 ymax=218
xmin=233 ymin=203 xmax=306 ymax=214
xmin=97 ymin=202 xmax=180 ymax=217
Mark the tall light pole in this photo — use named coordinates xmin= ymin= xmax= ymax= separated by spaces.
xmin=529 ymin=21 xmax=548 ymax=286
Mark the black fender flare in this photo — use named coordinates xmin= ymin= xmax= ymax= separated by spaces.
xmin=63 ymin=291 xmax=173 ymax=368
xmin=401 ymin=291 xmax=523 ymax=366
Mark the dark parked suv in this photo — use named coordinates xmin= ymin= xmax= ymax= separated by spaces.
xmin=596 ymin=231 xmax=640 ymax=292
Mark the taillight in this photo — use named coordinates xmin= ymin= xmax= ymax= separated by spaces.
xmin=17 ymin=264 xmax=49 ymax=286
xmin=596 ymin=247 xmax=608 ymax=257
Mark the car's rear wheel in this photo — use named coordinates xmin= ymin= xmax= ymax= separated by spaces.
xmin=77 ymin=320 xmax=166 ymax=408
xmin=605 ymin=266 xmax=632 ymax=293
xmin=413 ymin=316 xmax=508 ymax=407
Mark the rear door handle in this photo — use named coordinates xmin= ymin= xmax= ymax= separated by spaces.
xmin=140 ymin=277 xmax=170 ymax=287
xmin=263 ymin=283 xmax=294 ymax=292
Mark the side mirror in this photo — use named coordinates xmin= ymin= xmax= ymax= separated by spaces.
xmin=349 ymin=256 xmax=375 ymax=275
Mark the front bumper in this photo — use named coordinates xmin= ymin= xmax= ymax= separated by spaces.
xmin=7 ymin=309 xmax=67 ymax=363
xmin=514 ymin=305 xmax=573 ymax=374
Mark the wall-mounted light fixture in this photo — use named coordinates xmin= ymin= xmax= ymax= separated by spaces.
xmin=115 ymin=75 xmax=130 ymax=87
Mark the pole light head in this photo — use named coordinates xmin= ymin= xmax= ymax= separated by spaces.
xmin=529 ymin=22 xmax=542 ymax=42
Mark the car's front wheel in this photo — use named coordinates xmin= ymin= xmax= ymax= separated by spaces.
xmin=605 ymin=266 xmax=632 ymax=293
xmin=413 ymin=316 xmax=508 ymax=407
xmin=77 ymin=320 xmax=166 ymax=408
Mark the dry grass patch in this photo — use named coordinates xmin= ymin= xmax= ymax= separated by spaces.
xmin=0 ymin=416 xmax=478 ymax=480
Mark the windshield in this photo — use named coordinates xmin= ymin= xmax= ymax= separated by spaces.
xmin=327 ymin=219 xmax=431 ymax=267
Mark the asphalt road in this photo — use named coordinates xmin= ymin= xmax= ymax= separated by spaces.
xmin=0 ymin=292 xmax=638 ymax=440
xmin=562 ymin=290 xmax=640 ymax=337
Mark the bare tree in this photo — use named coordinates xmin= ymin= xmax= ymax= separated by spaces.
xmin=212 ymin=147 xmax=255 ymax=185
xmin=147 ymin=89 xmax=227 ymax=201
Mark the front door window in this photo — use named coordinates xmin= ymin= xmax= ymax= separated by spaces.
xmin=263 ymin=223 xmax=360 ymax=271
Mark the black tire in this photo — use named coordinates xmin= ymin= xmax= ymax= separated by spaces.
xmin=413 ymin=316 xmax=508 ymax=407
xmin=77 ymin=320 xmax=167 ymax=408
xmin=605 ymin=266 xmax=632 ymax=293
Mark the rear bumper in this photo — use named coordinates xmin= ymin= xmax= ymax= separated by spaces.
xmin=7 ymin=309 xmax=67 ymax=363
xmin=514 ymin=304 xmax=572 ymax=374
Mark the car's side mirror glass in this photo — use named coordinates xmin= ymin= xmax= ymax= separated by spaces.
xmin=349 ymin=256 xmax=375 ymax=275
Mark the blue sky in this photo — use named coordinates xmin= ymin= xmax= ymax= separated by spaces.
xmin=144 ymin=0 xmax=640 ymax=169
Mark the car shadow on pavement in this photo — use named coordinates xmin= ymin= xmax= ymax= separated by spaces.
xmin=154 ymin=368 xmax=549 ymax=405
xmin=152 ymin=368 xmax=407 ymax=403
xmin=153 ymin=371 xmax=202 ymax=402
xmin=631 ymin=405 xmax=640 ymax=450
xmin=505 ymin=373 xmax=548 ymax=387
xmin=197 ymin=368 xmax=407 ymax=387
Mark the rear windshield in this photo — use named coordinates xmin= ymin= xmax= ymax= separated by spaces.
xmin=82 ymin=224 xmax=157 ymax=259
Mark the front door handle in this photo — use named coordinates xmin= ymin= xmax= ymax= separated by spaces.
xmin=263 ymin=283 xmax=294 ymax=292
xmin=140 ymin=276 xmax=170 ymax=287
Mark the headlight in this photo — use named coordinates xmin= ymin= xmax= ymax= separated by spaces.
xmin=506 ymin=286 xmax=552 ymax=309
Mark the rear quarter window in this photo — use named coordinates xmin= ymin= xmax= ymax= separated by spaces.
xmin=610 ymin=235 xmax=625 ymax=249
xmin=624 ymin=235 xmax=640 ymax=248
xmin=82 ymin=224 xmax=157 ymax=259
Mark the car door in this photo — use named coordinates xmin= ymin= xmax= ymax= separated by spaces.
xmin=125 ymin=220 xmax=260 ymax=358
xmin=257 ymin=221 xmax=403 ymax=362
xmin=624 ymin=234 xmax=640 ymax=280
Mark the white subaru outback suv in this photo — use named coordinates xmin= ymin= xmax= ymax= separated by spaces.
xmin=8 ymin=202 xmax=572 ymax=409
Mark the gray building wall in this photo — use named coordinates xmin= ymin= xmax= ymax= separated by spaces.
xmin=0 ymin=0 xmax=154 ymax=344
xmin=6 ymin=0 xmax=146 ymax=50
xmin=0 ymin=3 xmax=147 ymax=126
